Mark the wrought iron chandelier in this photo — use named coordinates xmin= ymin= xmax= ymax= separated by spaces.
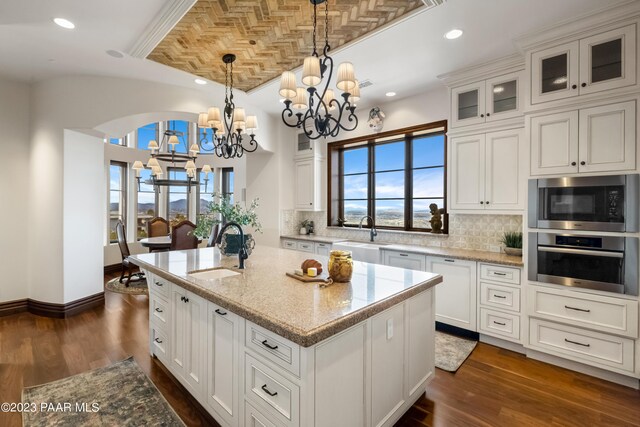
xmin=131 ymin=129 xmax=213 ymax=193
xmin=279 ymin=0 xmax=360 ymax=140
xmin=197 ymin=54 xmax=259 ymax=159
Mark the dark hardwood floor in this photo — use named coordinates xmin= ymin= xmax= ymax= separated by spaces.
xmin=0 ymin=273 xmax=638 ymax=427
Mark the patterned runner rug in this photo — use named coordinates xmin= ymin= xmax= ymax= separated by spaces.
xmin=22 ymin=357 xmax=184 ymax=426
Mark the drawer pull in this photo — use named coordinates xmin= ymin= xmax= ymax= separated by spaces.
xmin=318 ymin=243 xmax=326 ymax=247
xmin=492 ymin=272 xmax=507 ymax=276
xmin=564 ymin=305 xmax=590 ymax=313
xmin=261 ymin=340 xmax=279 ymax=350
xmin=444 ymin=259 xmax=455 ymax=263
xmin=155 ymin=281 xmax=163 ymax=287
xmin=155 ymin=308 xmax=163 ymax=313
xmin=261 ymin=384 xmax=278 ymax=397
xmin=154 ymin=338 xmax=163 ymax=344
xmin=399 ymin=253 xmax=409 ymax=257
xmin=215 ymin=308 xmax=227 ymax=316
xmin=493 ymin=295 xmax=506 ymax=299
xmin=564 ymin=338 xmax=590 ymax=347
xmin=493 ymin=321 xmax=506 ymax=326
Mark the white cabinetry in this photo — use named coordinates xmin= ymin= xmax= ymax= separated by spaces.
xmin=314 ymin=242 xmax=331 ymax=256
xmin=426 ymin=257 xmax=477 ymax=331
xmin=281 ymin=238 xmax=332 ymax=256
xmin=450 ymin=128 xmax=524 ymax=211
xmin=294 ymin=156 xmax=324 ymax=211
xmin=381 ymin=250 xmax=426 ymax=271
xmin=477 ymin=263 xmax=522 ymax=343
xmin=530 ymin=100 xmax=636 ymax=175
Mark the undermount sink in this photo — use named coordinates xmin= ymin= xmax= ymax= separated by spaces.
xmin=188 ymin=267 xmax=240 ymax=281
xmin=332 ymin=241 xmax=388 ymax=264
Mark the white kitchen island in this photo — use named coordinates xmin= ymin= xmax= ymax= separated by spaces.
xmin=130 ymin=246 xmax=442 ymax=427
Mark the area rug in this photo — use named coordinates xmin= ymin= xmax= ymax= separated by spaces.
xmin=105 ymin=276 xmax=148 ymax=295
xmin=22 ymin=357 xmax=184 ymax=426
xmin=435 ymin=331 xmax=478 ymax=372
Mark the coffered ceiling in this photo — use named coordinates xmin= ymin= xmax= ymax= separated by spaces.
xmin=147 ymin=0 xmax=425 ymax=92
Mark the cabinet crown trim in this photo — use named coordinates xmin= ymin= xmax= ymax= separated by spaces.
xmin=438 ymin=53 xmax=524 ymax=86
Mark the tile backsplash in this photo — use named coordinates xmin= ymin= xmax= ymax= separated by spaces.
xmin=282 ymin=210 xmax=523 ymax=252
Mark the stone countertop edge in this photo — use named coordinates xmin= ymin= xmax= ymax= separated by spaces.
xmin=132 ymin=257 xmax=442 ymax=347
xmin=279 ymin=236 xmax=524 ymax=267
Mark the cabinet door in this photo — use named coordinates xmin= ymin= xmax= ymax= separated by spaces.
xmin=314 ymin=242 xmax=331 ymax=256
xmin=531 ymin=41 xmax=580 ymax=104
xmin=578 ymin=100 xmax=636 ymax=173
xmin=294 ymin=160 xmax=313 ymax=210
xmin=382 ymin=250 xmax=426 ymax=271
xmin=485 ymin=72 xmax=522 ymax=122
xmin=371 ymin=304 xmax=405 ymax=427
xmin=451 ymin=81 xmax=486 ymax=127
xmin=207 ymin=304 xmax=240 ymax=426
xmin=170 ymin=286 xmax=188 ymax=378
xmin=427 ymin=257 xmax=477 ymax=331
xmin=185 ymin=291 xmax=207 ymax=396
xmin=484 ymin=128 xmax=524 ymax=210
xmin=450 ymin=134 xmax=485 ymax=210
xmin=579 ymin=24 xmax=636 ymax=95
xmin=530 ymin=111 xmax=579 ymax=176
xmin=406 ymin=290 xmax=434 ymax=397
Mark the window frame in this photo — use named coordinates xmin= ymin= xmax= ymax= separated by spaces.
xmin=135 ymin=167 xmax=159 ymax=240
xmin=109 ymin=161 xmax=128 ymax=243
xmin=327 ymin=121 xmax=448 ymax=234
xmin=166 ymin=166 xmax=191 ymax=223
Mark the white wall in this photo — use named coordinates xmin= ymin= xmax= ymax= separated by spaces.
xmin=63 ymin=130 xmax=104 ymax=302
xmin=0 ymin=77 xmax=30 ymax=302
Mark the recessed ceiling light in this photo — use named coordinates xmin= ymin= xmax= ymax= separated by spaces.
xmin=53 ymin=18 xmax=75 ymax=29
xmin=493 ymin=86 xmax=504 ymax=93
xmin=444 ymin=29 xmax=463 ymax=40
xmin=194 ymin=78 xmax=207 ymax=85
xmin=106 ymin=49 xmax=124 ymax=59
xmin=385 ymin=92 xmax=396 ymax=97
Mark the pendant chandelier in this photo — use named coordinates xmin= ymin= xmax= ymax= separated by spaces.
xmin=197 ymin=54 xmax=259 ymax=159
xmin=279 ymin=0 xmax=360 ymax=140
xmin=131 ymin=129 xmax=213 ymax=193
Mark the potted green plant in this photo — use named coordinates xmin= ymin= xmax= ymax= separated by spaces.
xmin=501 ymin=231 xmax=523 ymax=256
xmin=194 ymin=194 xmax=262 ymax=256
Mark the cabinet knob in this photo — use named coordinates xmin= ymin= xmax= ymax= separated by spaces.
xmin=480 ymin=114 xmax=485 ymax=118
xmin=571 ymin=162 xmax=576 ymax=166
xmin=571 ymin=84 xmax=577 ymax=89
xmin=580 ymin=161 xmax=586 ymax=166
xmin=486 ymin=112 xmax=490 ymax=117
xmin=581 ymin=82 xmax=587 ymax=87
xmin=480 ymin=201 xmax=484 ymax=204
xmin=486 ymin=201 xmax=490 ymax=205
xmin=309 ymin=203 xmax=312 ymax=205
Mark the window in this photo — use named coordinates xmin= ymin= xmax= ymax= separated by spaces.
xmin=136 ymin=168 xmax=157 ymax=239
xmin=109 ymin=161 xmax=127 ymax=243
xmin=328 ymin=121 xmax=447 ymax=233
xmin=167 ymin=167 xmax=189 ymax=224
xmin=222 ymin=167 xmax=234 ymax=203
xmin=167 ymin=120 xmax=190 ymax=154
xmin=197 ymin=168 xmax=215 ymax=217
xmin=109 ymin=137 xmax=125 ymax=146
xmin=137 ymin=122 xmax=158 ymax=150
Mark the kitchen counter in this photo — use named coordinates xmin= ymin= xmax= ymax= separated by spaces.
xmin=130 ymin=246 xmax=441 ymax=347
xmin=280 ymin=234 xmax=350 ymax=244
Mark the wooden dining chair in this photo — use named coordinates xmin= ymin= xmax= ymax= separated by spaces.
xmin=170 ymin=220 xmax=198 ymax=251
xmin=147 ymin=217 xmax=170 ymax=237
xmin=116 ymin=220 xmax=144 ymax=286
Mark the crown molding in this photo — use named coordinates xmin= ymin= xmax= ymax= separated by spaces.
xmin=515 ymin=0 xmax=640 ymax=52
xmin=437 ymin=53 xmax=524 ymax=86
xmin=128 ymin=0 xmax=196 ymax=59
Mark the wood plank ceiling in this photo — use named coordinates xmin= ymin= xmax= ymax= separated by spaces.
xmin=148 ymin=0 xmax=425 ymax=92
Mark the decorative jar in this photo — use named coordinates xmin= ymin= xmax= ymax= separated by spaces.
xmin=328 ymin=250 xmax=353 ymax=282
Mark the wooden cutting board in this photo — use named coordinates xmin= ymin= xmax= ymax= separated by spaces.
xmin=285 ymin=272 xmax=331 ymax=283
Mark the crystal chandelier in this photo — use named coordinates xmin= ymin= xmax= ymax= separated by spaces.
xmin=131 ymin=129 xmax=213 ymax=193
xmin=279 ymin=0 xmax=360 ymax=140
xmin=197 ymin=54 xmax=259 ymax=159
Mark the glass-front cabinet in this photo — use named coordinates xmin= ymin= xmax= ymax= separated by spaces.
xmin=450 ymin=71 xmax=522 ymax=128
xmin=531 ymin=24 xmax=636 ymax=104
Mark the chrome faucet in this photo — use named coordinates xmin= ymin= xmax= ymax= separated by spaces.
xmin=214 ymin=221 xmax=249 ymax=269
xmin=359 ymin=215 xmax=378 ymax=242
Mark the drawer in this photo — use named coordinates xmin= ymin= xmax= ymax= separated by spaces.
xmin=296 ymin=242 xmax=314 ymax=253
xmin=479 ymin=282 xmax=520 ymax=313
xmin=527 ymin=286 xmax=638 ymax=338
xmin=246 ymin=322 xmax=300 ymax=377
xmin=150 ymin=324 xmax=169 ymax=364
xmin=529 ymin=319 xmax=635 ymax=373
xmin=245 ymin=401 xmax=279 ymax=427
xmin=480 ymin=263 xmax=521 ymax=285
xmin=150 ymin=293 xmax=169 ymax=329
xmin=149 ymin=274 xmax=170 ymax=299
xmin=479 ymin=307 xmax=520 ymax=341
xmin=281 ymin=239 xmax=298 ymax=250
xmin=245 ymin=354 xmax=299 ymax=427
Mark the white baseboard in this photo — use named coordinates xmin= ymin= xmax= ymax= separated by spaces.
xmin=479 ymin=334 xmax=526 ymax=354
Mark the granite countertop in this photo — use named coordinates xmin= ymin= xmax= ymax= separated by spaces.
xmin=280 ymin=235 xmax=524 ymax=267
xmin=130 ymin=247 xmax=441 ymax=347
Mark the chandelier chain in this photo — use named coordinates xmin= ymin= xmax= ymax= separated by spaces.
xmin=312 ymin=1 xmax=317 ymax=55
xmin=324 ymin=0 xmax=329 ymax=48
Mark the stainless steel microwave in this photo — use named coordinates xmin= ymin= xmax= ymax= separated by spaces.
xmin=528 ymin=174 xmax=639 ymax=232
xmin=528 ymin=232 xmax=639 ymax=296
